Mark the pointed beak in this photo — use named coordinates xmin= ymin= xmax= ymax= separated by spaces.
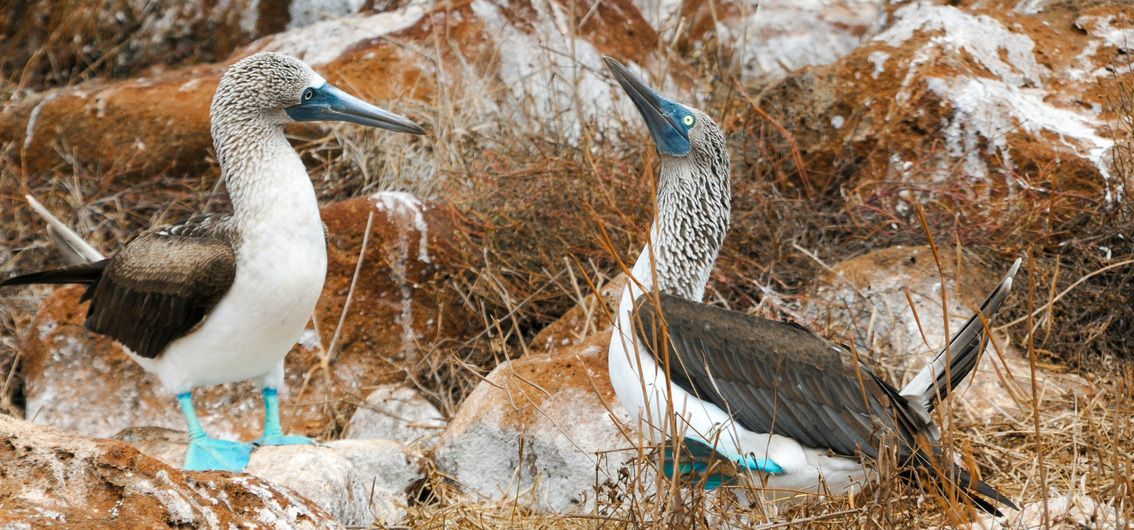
xmin=602 ymin=56 xmax=690 ymax=156
xmin=286 ymin=83 xmax=425 ymax=135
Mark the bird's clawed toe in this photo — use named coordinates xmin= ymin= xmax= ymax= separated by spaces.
xmin=254 ymin=433 xmax=315 ymax=447
xmin=185 ymin=437 xmax=254 ymax=472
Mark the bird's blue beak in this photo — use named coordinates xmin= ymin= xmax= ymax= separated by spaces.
xmin=603 ymin=57 xmax=691 ymax=156
xmin=286 ymin=83 xmax=425 ymax=135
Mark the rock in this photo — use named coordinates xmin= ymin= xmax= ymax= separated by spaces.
xmin=967 ymin=492 xmax=1124 ymax=530
xmin=636 ymin=0 xmax=887 ymax=81
xmin=117 ymin=426 xmax=426 ymax=528
xmin=0 ymin=414 xmax=336 ymax=529
xmin=113 ymin=426 xmax=190 ymax=467
xmin=798 ymin=246 xmax=1085 ymax=420
xmin=344 ymin=384 xmax=446 ymax=448
xmin=18 ymin=194 xmax=473 ymax=440
xmin=756 ymin=1 xmax=1130 ymax=208
xmin=434 ymin=329 xmax=633 ymax=512
xmin=247 ymin=441 xmax=423 ymax=528
xmin=2 ymin=67 xmax=223 ymax=179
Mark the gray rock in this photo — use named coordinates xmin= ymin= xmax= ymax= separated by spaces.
xmin=434 ymin=330 xmax=635 ymax=512
xmin=345 ymin=385 xmax=446 ymax=448
xmin=798 ymin=246 xmax=1085 ymax=420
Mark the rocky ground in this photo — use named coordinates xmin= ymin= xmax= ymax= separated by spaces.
xmin=1 ymin=0 xmax=1132 ymax=528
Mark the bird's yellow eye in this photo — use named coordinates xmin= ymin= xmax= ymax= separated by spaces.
xmin=303 ymin=88 xmax=315 ymax=101
xmin=683 ymin=115 xmax=695 ymax=127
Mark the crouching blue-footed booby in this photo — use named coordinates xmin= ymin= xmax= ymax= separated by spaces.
xmin=601 ymin=57 xmax=1019 ymax=515
xmin=1 ymin=52 xmax=425 ymax=472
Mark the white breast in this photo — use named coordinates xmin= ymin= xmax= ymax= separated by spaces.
xmin=131 ymin=153 xmax=326 ymax=395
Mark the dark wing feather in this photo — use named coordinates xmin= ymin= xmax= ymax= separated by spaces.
xmin=632 ymin=293 xmax=921 ymax=460
xmin=84 ymin=216 xmax=236 ymax=359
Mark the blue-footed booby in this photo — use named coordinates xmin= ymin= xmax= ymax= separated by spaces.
xmin=2 ymin=52 xmax=425 ymax=472
xmin=602 ymin=57 xmax=1019 ymax=515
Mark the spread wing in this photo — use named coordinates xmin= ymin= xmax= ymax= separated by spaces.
xmin=84 ymin=216 xmax=237 ymax=359
xmin=632 ymin=293 xmax=926 ymax=459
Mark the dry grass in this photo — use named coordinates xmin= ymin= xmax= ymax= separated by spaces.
xmin=0 ymin=0 xmax=263 ymax=91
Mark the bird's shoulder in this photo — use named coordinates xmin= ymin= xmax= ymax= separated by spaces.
xmin=153 ymin=213 xmax=235 ymax=239
xmin=637 ymin=292 xmax=853 ymax=371
xmin=106 ymin=214 xmax=237 ymax=297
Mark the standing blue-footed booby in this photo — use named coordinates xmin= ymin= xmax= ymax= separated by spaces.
xmin=602 ymin=57 xmax=1019 ymax=515
xmin=2 ymin=52 xmax=425 ymax=472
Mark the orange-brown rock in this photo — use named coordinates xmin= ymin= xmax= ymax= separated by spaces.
xmin=3 ymin=67 xmax=223 ymax=179
xmin=18 ymin=193 xmax=473 ymax=440
xmin=0 ymin=413 xmax=335 ymax=528
xmin=434 ymin=328 xmax=634 ymax=511
xmin=756 ymin=1 xmax=1130 ymax=211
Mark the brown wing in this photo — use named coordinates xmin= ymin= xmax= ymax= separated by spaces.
xmin=632 ymin=293 xmax=926 ymax=459
xmin=84 ymin=217 xmax=236 ymax=359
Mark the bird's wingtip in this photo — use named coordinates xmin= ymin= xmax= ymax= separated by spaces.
xmin=1008 ymin=257 xmax=1022 ymax=278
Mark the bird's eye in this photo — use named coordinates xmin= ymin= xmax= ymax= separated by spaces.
xmin=683 ymin=114 xmax=695 ymax=127
xmin=302 ymin=88 xmax=315 ymax=101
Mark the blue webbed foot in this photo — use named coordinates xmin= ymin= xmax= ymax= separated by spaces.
xmin=254 ymin=433 xmax=315 ymax=446
xmin=254 ymin=387 xmax=316 ymax=447
xmin=177 ymin=391 xmax=253 ymax=472
xmin=185 ymin=436 xmax=254 ymax=472
xmin=664 ymin=437 xmax=783 ymax=490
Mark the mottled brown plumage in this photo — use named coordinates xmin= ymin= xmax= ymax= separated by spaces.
xmin=2 ymin=216 xmax=237 ymax=359
xmin=83 ymin=218 xmax=236 ymax=359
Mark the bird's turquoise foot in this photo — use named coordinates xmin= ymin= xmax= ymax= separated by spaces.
xmin=664 ymin=437 xmax=783 ymax=490
xmin=185 ymin=436 xmax=254 ymax=472
xmin=177 ymin=391 xmax=253 ymax=472
xmin=254 ymin=432 xmax=315 ymax=446
xmin=254 ymin=387 xmax=315 ymax=447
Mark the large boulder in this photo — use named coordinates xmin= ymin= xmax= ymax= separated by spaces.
xmin=18 ymin=193 xmax=473 ymax=440
xmin=0 ymin=414 xmax=336 ymax=529
xmin=433 ymin=329 xmax=633 ymax=511
xmin=756 ymin=1 xmax=1130 ymax=211
xmin=798 ymin=246 xmax=1085 ymax=420
xmin=635 ymin=0 xmax=888 ymax=81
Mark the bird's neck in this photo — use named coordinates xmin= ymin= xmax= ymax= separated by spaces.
xmin=629 ymin=157 xmax=731 ymax=302
xmin=212 ymin=117 xmax=321 ymax=239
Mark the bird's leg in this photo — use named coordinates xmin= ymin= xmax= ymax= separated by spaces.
xmin=254 ymin=387 xmax=314 ymax=446
xmin=178 ymin=392 xmax=253 ymax=472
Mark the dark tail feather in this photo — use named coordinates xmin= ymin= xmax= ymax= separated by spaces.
xmin=936 ymin=459 xmax=1019 ymax=517
xmin=902 ymin=448 xmax=1018 ymax=517
xmin=901 ymin=258 xmax=1022 ymax=412
xmin=0 ymin=260 xmax=109 ymax=288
